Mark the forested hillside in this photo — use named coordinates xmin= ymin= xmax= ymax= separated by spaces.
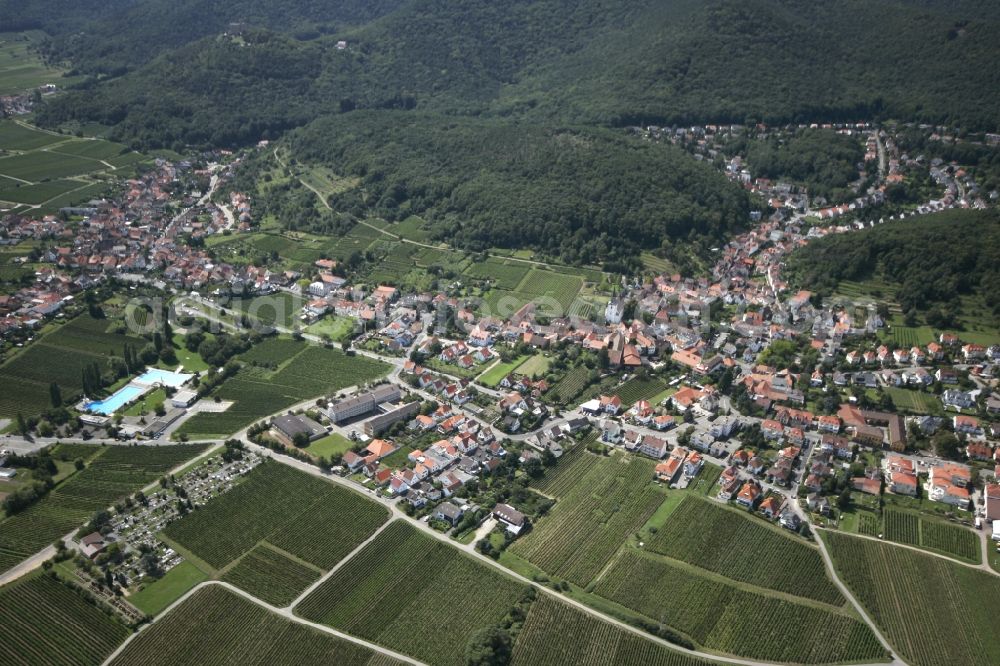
xmin=28 ymin=0 xmax=1000 ymax=149
xmin=276 ymin=112 xmax=750 ymax=267
xmin=743 ymin=129 xmax=866 ymax=202
xmin=785 ymin=209 xmax=1000 ymax=322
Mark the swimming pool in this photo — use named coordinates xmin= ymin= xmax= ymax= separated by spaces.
xmin=135 ymin=368 xmax=192 ymax=388
xmin=83 ymin=385 xmax=146 ymax=415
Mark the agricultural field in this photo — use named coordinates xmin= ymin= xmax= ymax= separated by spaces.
xmin=0 ymin=312 xmax=148 ymax=418
xmin=882 ymin=509 xmax=980 ymax=563
xmin=464 ymin=256 xmax=532 ymax=290
xmin=111 ymin=585 xmax=404 ymax=666
xmin=823 ymin=531 xmax=1000 ymax=666
xmin=0 ymin=178 xmax=97 ymax=205
xmin=233 ymin=292 xmax=305 ymax=329
xmin=0 ymin=119 xmax=65 ymax=150
xmin=639 ymin=252 xmax=674 ymax=275
xmin=163 ymin=462 xmax=388 ymax=572
xmin=128 ymin=560 xmax=208 ymax=616
xmin=858 ymin=511 xmax=881 ymax=536
xmin=885 ymin=387 xmax=941 ymax=415
xmin=392 ymin=215 xmax=434 ymax=242
xmin=177 ymin=342 xmax=389 ymax=437
xmin=512 ymin=450 xmax=664 ymax=586
xmin=546 ymin=365 xmax=596 ymax=404
xmin=1 ymin=572 xmax=129 ymax=666
xmin=0 ymin=146 xmax=102 ymax=181
xmin=237 ymin=336 xmax=304 ymax=367
xmin=595 ymin=550 xmax=885 ymax=663
xmin=510 ymin=593 xmax=719 ymax=666
xmin=221 ymin=544 xmax=321 ymax=607
xmin=0 ymin=444 xmax=207 ymax=574
xmin=531 ymin=441 xmax=604 ymax=498
xmin=615 ymin=375 xmax=669 ymax=406
xmin=0 ymin=33 xmax=81 ymax=96
xmin=297 ymin=521 xmax=528 ymax=666
xmin=882 ymin=508 xmax=920 ymax=546
xmin=646 ymin=496 xmax=843 ymax=604
xmin=51 ymin=442 xmax=106 ymax=463
xmin=517 ymin=268 xmax=585 ymax=312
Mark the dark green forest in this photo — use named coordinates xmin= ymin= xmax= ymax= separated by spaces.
xmin=7 ymin=0 xmax=1000 ymax=267
xmin=25 ymin=0 xmax=1000 ymax=150
xmin=251 ymin=113 xmax=750 ymax=269
xmin=785 ymin=208 xmax=1000 ymax=324
xmin=743 ymin=130 xmax=866 ymax=202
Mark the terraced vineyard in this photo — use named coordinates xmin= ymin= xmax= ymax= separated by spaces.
xmin=111 ymin=585 xmax=404 ymax=666
xmin=646 ymin=496 xmax=844 ymax=604
xmin=177 ymin=343 xmax=390 ymax=437
xmin=824 ymin=531 xmax=1000 ymax=666
xmin=882 ymin=509 xmax=980 ymax=563
xmin=163 ymin=462 xmax=388 ymax=572
xmin=1 ymin=573 xmax=129 ymax=666
xmin=0 ymin=444 xmax=207 ymax=574
xmin=512 ymin=451 xmax=664 ymax=586
xmin=297 ymin=521 xmax=527 ymax=666
xmin=595 ymin=550 xmax=885 ymax=664
xmin=511 ymin=594 xmax=720 ymax=666
xmin=221 ymin=545 xmax=321 ymax=607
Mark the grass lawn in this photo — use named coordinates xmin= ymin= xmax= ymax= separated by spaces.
xmin=379 ymin=445 xmax=414 ymax=469
xmin=304 ymin=316 xmax=355 ymax=342
xmin=128 ymin=560 xmax=208 ymax=616
xmin=477 ymin=355 xmax=529 ymax=386
xmin=170 ymin=334 xmax=210 ymax=373
xmin=122 ymin=388 xmax=166 ymax=416
xmin=517 ymin=354 xmax=550 ymax=379
xmin=304 ymin=432 xmax=354 ymax=459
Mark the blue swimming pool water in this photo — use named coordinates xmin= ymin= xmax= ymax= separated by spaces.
xmin=135 ymin=368 xmax=192 ymax=388
xmin=84 ymin=385 xmax=146 ymax=415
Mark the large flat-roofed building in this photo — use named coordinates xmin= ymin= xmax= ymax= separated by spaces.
xmin=364 ymin=401 xmax=420 ymax=436
xmin=271 ymin=414 xmax=327 ymax=446
xmin=328 ymin=384 xmax=401 ymax=423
